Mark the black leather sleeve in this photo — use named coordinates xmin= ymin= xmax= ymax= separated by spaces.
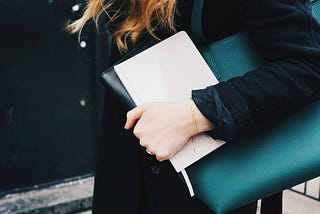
xmin=192 ymin=0 xmax=320 ymax=141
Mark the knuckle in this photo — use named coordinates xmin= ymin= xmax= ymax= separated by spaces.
xmin=133 ymin=127 xmax=141 ymax=137
xmin=157 ymin=151 xmax=170 ymax=161
xmin=139 ymin=140 xmax=147 ymax=147
xmin=146 ymin=145 xmax=154 ymax=152
xmin=156 ymin=156 xmax=164 ymax=162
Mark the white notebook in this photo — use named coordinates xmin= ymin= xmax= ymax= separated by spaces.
xmin=114 ymin=31 xmax=226 ymax=195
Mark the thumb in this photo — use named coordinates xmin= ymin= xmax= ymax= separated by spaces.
xmin=124 ymin=105 xmax=146 ymax=129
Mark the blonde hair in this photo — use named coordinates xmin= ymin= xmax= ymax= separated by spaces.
xmin=67 ymin=0 xmax=177 ymax=53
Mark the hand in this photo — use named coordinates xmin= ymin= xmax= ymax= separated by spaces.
xmin=124 ymin=99 xmax=214 ymax=161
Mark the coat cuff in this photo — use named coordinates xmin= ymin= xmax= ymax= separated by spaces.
xmin=191 ymin=82 xmax=253 ymax=142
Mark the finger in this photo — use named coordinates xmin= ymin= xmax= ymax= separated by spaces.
xmin=156 ymin=151 xmax=171 ymax=162
xmin=124 ymin=105 xmax=145 ymax=129
xmin=156 ymin=155 xmax=166 ymax=162
xmin=146 ymin=149 xmax=153 ymax=155
xmin=138 ymin=138 xmax=147 ymax=147
xmin=145 ymin=146 xmax=155 ymax=155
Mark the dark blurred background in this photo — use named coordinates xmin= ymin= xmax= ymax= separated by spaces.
xmin=0 ymin=1 xmax=319 ymax=213
xmin=0 ymin=0 xmax=103 ymax=194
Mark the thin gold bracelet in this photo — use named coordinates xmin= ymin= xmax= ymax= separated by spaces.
xmin=189 ymin=98 xmax=199 ymax=152
xmin=189 ymin=98 xmax=199 ymax=134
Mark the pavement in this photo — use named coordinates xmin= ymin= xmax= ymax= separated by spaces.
xmin=283 ymin=190 xmax=320 ymax=214
xmin=1 ymin=176 xmax=318 ymax=213
xmin=0 ymin=177 xmax=93 ymax=213
xmin=282 ymin=176 xmax=320 ymax=214
xmin=77 ymin=178 xmax=320 ymax=214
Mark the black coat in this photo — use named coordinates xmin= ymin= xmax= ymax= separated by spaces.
xmin=92 ymin=0 xmax=320 ymax=213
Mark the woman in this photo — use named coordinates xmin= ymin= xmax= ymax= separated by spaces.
xmin=68 ymin=0 xmax=320 ymax=213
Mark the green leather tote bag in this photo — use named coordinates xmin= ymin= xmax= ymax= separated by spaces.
xmin=186 ymin=0 xmax=320 ymax=213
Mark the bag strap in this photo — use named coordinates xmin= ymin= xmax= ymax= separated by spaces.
xmin=191 ymin=0 xmax=205 ymax=43
xmin=191 ymin=0 xmax=221 ymax=79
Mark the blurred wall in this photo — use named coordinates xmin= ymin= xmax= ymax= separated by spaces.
xmin=0 ymin=0 xmax=101 ymax=193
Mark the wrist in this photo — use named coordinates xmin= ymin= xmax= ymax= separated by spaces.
xmin=189 ymin=99 xmax=214 ymax=133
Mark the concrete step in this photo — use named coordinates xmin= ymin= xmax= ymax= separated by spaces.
xmin=0 ymin=177 xmax=93 ymax=214
xmin=1 ymin=176 xmax=319 ymax=214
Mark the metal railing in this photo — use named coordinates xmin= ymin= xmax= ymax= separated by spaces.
xmin=290 ymin=177 xmax=320 ymax=202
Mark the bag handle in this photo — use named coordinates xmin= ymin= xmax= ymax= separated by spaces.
xmin=191 ymin=0 xmax=320 ymax=80
xmin=191 ymin=0 xmax=320 ymax=42
xmin=191 ymin=0 xmax=221 ymax=79
xmin=191 ymin=0 xmax=205 ymax=43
